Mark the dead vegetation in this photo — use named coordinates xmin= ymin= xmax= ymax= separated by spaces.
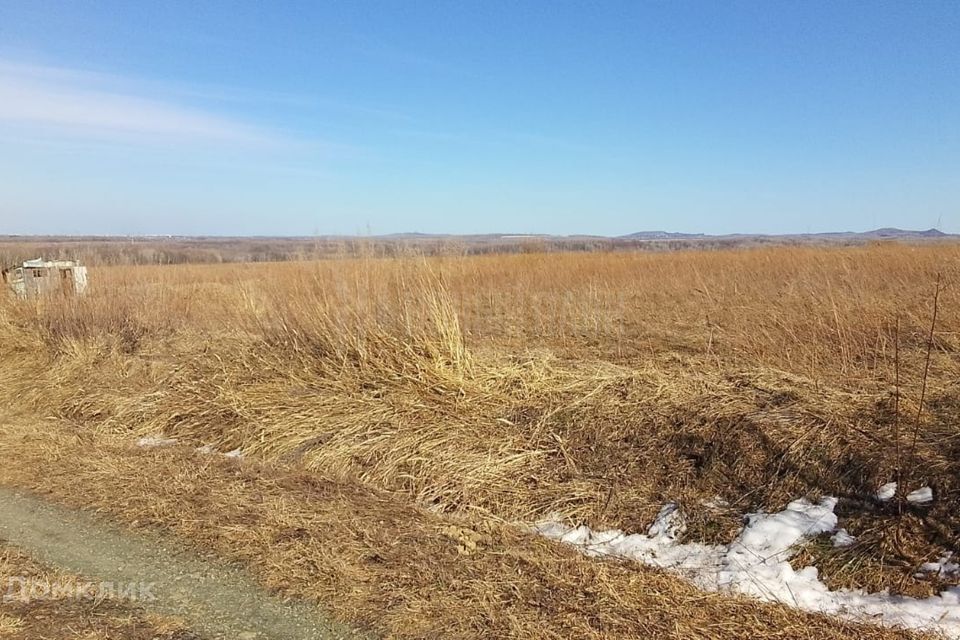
xmin=0 ymin=243 xmax=957 ymax=635
xmin=0 ymin=420 xmax=930 ymax=640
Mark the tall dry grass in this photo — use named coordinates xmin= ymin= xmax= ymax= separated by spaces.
xmin=0 ymin=243 xmax=957 ymax=594
xmin=15 ymin=243 xmax=958 ymax=368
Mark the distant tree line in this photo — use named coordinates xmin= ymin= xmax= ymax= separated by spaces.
xmin=0 ymin=235 xmax=889 ymax=268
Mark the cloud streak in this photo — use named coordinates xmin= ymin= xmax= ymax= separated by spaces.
xmin=0 ymin=60 xmax=281 ymax=146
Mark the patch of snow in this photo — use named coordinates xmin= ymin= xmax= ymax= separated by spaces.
xmin=831 ymin=528 xmax=856 ymax=548
xmin=135 ymin=436 xmax=177 ymax=449
xmin=536 ymin=497 xmax=960 ymax=637
xmin=701 ymin=496 xmax=730 ymax=510
xmin=646 ymin=503 xmax=686 ymax=541
xmin=919 ymin=555 xmax=959 ymax=578
xmin=907 ymin=487 xmax=933 ymax=505
xmin=876 ymin=482 xmax=897 ymax=501
xmin=195 ymin=444 xmax=244 ymax=460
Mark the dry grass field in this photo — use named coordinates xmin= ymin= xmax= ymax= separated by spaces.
xmin=0 ymin=242 xmax=958 ymax=638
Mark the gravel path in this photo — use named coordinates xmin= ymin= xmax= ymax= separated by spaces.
xmin=0 ymin=486 xmax=364 ymax=640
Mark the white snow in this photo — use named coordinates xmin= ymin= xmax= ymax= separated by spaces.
xmin=195 ymin=444 xmax=244 ymax=460
xmin=876 ymin=482 xmax=897 ymax=501
xmin=135 ymin=436 xmax=178 ymax=448
xmin=907 ymin=486 xmax=934 ymax=505
xmin=536 ymin=497 xmax=960 ymax=637
xmin=830 ymin=528 xmax=856 ymax=548
xmin=701 ymin=496 xmax=730 ymax=510
xmin=919 ymin=554 xmax=959 ymax=578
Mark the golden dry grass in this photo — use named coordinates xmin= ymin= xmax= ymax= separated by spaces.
xmin=0 ymin=243 xmax=958 ymax=634
xmin=0 ymin=419 xmax=931 ymax=640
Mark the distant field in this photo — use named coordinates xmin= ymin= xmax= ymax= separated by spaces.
xmin=1 ymin=229 xmax=953 ymax=266
xmin=1 ymin=243 xmax=957 ymax=638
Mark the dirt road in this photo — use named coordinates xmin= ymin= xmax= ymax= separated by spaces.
xmin=0 ymin=486 xmax=362 ymax=640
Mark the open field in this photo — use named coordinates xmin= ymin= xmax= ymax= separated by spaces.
xmin=0 ymin=243 xmax=958 ymax=638
xmin=1 ymin=229 xmax=954 ymax=267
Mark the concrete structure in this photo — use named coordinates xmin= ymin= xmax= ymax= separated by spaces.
xmin=2 ymin=259 xmax=88 ymax=298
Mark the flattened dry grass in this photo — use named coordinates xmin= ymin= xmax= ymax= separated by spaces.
xmin=0 ymin=420 xmax=933 ymax=640
xmin=0 ymin=243 xmax=957 ymax=601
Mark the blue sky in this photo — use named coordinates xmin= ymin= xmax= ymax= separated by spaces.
xmin=0 ymin=0 xmax=957 ymax=236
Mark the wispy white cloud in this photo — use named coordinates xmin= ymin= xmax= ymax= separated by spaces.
xmin=0 ymin=60 xmax=410 ymax=120
xmin=0 ymin=60 xmax=282 ymax=146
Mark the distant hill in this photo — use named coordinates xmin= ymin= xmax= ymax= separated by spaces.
xmin=617 ymin=228 xmax=953 ymax=241
xmin=618 ymin=231 xmax=708 ymax=240
xmin=861 ymin=228 xmax=947 ymax=239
